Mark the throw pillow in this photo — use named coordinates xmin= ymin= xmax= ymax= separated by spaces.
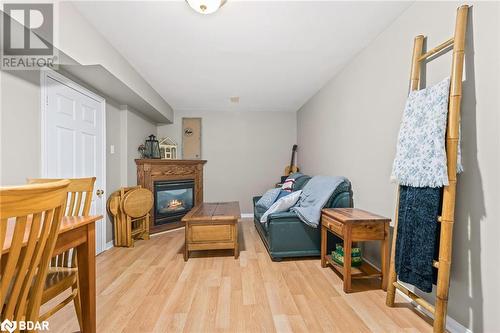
xmin=260 ymin=190 xmax=302 ymax=223
xmin=276 ymin=190 xmax=292 ymax=201
xmin=281 ymin=178 xmax=295 ymax=192
xmin=256 ymin=188 xmax=281 ymax=211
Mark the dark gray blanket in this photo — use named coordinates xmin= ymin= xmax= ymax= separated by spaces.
xmin=395 ymin=185 xmax=441 ymax=293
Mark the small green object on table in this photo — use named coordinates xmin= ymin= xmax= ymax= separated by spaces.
xmin=331 ymin=244 xmax=362 ymax=267
xmin=335 ymin=244 xmax=361 ymax=256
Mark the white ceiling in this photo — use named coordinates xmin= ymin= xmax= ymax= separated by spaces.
xmin=74 ymin=1 xmax=412 ymax=112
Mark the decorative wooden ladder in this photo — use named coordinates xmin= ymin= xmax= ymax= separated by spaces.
xmin=385 ymin=5 xmax=469 ymax=333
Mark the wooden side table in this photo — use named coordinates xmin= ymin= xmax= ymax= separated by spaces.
xmin=321 ymin=208 xmax=390 ymax=293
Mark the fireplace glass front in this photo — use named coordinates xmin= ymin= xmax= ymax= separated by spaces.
xmin=154 ymin=179 xmax=194 ymax=225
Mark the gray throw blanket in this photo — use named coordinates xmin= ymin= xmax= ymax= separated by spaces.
xmin=291 ymin=176 xmax=347 ymax=228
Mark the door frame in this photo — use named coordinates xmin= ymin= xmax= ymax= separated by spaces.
xmin=40 ymin=69 xmax=107 ymax=254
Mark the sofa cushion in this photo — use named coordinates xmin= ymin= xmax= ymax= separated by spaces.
xmin=255 ymin=203 xmax=267 ymax=216
xmin=294 ymin=175 xmax=311 ymax=191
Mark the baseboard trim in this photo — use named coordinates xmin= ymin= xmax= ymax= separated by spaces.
xmin=362 ymin=258 xmax=471 ymax=333
xmin=241 ymin=213 xmax=253 ymax=218
xmin=105 ymin=241 xmax=114 ymax=251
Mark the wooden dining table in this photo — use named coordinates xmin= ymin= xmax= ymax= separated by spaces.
xmin=3 ymin=215 xmax=103 ymax=333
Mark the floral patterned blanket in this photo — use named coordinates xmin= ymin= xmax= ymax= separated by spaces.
xmin=391 ymin=77 xmax=462 ymax=187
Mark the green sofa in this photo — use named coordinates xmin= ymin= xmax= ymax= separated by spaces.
xmin=253 ymin=175 xmax=353 ymax=261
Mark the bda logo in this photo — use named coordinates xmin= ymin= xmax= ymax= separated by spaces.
xmin=0 ymin=319 xmax=17 ymax=333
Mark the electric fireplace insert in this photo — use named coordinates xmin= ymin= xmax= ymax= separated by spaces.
xmin=153 ymin=179 xmax=195 ymax=225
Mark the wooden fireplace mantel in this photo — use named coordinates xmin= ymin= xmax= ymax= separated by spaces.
xmin=136 ymin=159 xmax=207 ymax=234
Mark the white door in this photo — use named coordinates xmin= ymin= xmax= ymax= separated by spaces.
xmin=41 ymin=70 xmax=106 ymax=254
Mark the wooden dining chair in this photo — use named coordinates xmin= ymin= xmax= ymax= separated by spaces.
xmin=1 ymin=180 xmax=70 ymax=326
xmin=27 ymin=177 xmax=96 ymax=329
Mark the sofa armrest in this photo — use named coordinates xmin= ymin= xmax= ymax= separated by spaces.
xmin=253 ymin=196 xmax=262 ymax=206
xmin=324 ymin=180 xmax=352 ymax=208
xmin=329 ymin=191 xmax=353 ymax=209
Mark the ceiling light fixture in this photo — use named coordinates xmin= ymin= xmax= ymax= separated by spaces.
xmin=186 ymin=0 xmax=226 ymax=15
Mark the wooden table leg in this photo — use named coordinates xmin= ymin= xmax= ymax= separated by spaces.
xmin=343 ymin=227 xmax=352 ymax=293
xmin=184 ymin=223 xmax=189 ymax=261
xmin=234 ymin=221 xmax=239 ymax=259
xmin=381 ymin=222 xmax=390 ymax=291
xmin=76 ymin=223 xmax=96 ymax=333
xmin=142 ymin=214 xmax=150 ymax=240
xmin=321 ymin=225 xmax=327 ymax=268
xmin=126 ymin=216 xmax=133 ymax=247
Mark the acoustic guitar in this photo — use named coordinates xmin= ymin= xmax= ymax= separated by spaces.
xmin=284 ymin=144 xmax=299 ymax=176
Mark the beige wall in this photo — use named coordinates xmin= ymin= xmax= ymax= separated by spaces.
xmin=121 ymin=107 xmax=158 ymax=186
xmin=0 ymin=70 xmax=41 ymax=185
xmin=158 ymin=110 xmax=297 ymax=213
xmin=105 ymin=101 xmax=123 ymax=242
xmin=297 ymin=2 xmax=499 ymax=331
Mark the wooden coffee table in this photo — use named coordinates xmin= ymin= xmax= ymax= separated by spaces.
xmin=182 ymin=202 xmax=241 ymax=261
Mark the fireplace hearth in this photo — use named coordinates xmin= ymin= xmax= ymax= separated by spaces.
xmin=154 ymin=179 xmax=194 ymax=225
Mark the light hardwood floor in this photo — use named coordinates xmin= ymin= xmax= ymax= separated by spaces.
xmin=44 ymin=219 xmax=432 ymax=332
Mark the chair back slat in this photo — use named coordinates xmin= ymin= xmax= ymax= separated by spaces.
xmin=82 ymin=192 xmax=92 ymax=216
xmin=3 ymin=213 xmax=41 ymax=319
xmin=26 ymin=205 xmax=65 ymax=321
xmin=74 ymin=192 xmax=83 ymax=216
xmin=0 ymin=217 xmax=6 ymax=262
xmin=28 ymin=178 xmax=95 ymax=217
xmin=68 ymin=192 xmax=77 ymax=215
xmin=26 ymin=178 xmax=96 ymax=268
xmin=1 ymin=180 xmax=69 ymax=323
xmin=1 ymin=216 xmax=27 ymax=306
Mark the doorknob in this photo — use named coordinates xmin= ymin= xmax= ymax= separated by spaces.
xmin=96 ymin=189 xmax=104 ymax=198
